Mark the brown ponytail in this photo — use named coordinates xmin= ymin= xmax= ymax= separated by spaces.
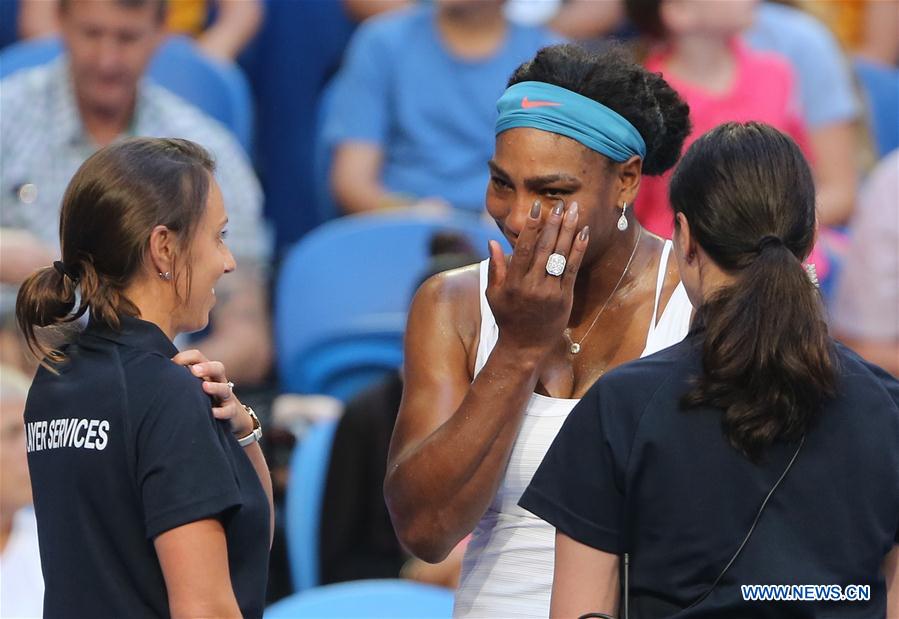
xmin=16 ymin=265 xmax=79 ymax=364
xmin=15 ymin=137 xmax=215 ymax=366
xmin=670 ymin=122 xmax=838 ymax=461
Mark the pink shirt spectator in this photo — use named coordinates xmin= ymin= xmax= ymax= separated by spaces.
xmin=636 ymin=38 xmax=810 ymax=238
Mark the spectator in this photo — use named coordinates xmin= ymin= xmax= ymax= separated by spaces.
xmin=545 ymin=0 xmax=627 ymax=41
xmin=624 ymin=0 xmax=809 ymax=238
xmin=324 ymin=0 xmax=560 ymax=215
xmin=746 ymin=0 xmax=859 ymax=227
xmin=833 ymin=149 xmax=899 ymax=377
xmin=855 ymin=0 xmax=899 ymax=66
xmin=797 ymin=0 xmax=899 ymax=66
xmin=342 ymin=0 xmax=409 ymax=23
xmin=19 ymin=0 xmax=263 ymax=61
xmin=344 ymin=0 xmax=627 ymax=41
xmin=0 ymin=0 xmax=272 ymax=386
xmin=0 ymin=366 xmax=43 ymax=619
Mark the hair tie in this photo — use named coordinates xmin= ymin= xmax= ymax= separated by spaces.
xmin=53 ymin=260 xmax=79 ymax=283
xmin=755 ymin=235 xmax=784 ymax=253
xmin=495 ymin=81 xmax=646 ymax=162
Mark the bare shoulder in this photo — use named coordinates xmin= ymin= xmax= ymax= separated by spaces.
xmin=409 ymin=262 xmax=482 ymax=366
xmin=415 ymin=262 xmax=480 ymax=304
xmin=412 ymin=262 xmax=481 ymax=325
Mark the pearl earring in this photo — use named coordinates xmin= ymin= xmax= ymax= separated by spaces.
xmin=617 ymin=202 xmax=629 ymax=231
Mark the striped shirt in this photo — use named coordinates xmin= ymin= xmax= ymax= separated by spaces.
xmin=0 ymin=57 xmax=268 ymax=314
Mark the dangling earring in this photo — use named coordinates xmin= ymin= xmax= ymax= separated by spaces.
xmin=617 ymin=202 xmax=629 ymax=231
xmin=158 ymin=271 xmax=172 ymax=281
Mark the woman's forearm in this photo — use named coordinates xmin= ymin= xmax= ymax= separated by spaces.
xmin=385 ymin=340 xmax=541 ymax=562
xmin=550 ymin=532 xmax=619 ymax=619
xmin=243 ymin=441 xmax=274 ymax=547
xmin=886 ymin=546 xmax=898 ymax=617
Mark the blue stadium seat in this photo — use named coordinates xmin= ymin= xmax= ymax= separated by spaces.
xmin=285 ymin=418 xmax=339 ymax=593
xmin=275 ymin=209 xmax=507 ymax=400
xmin=0 ymin=35 xmax=253 ymax=152
xmin=288 ymin=327 xmax=405 ymax=403
xmin=0 ymin=35 xmax=61 ymax=76
xmin=854 ymin=58 xmax=899 ymax=158
xmin=264 ymin=579 xmax=454 ymax=618
xmin=147 ymin=36 xmax=254 ymax=152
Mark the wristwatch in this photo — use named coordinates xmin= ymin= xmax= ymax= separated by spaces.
xmin=237 ymin=405 xmax=262 ymax=448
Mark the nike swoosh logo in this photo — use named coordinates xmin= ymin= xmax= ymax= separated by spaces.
xmin=521 ymin=97 xmax=561 ymax=109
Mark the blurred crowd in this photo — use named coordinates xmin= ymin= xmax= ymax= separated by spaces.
xmin=0 ymin=0 xmax=896 ymax=614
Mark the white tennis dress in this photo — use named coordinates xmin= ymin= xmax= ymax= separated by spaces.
xmin=454 ymin=240 xmax=693 ymax=618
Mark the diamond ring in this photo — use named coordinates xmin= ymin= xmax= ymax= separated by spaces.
xmin=545 ymin=253 xmax=566 ymax=277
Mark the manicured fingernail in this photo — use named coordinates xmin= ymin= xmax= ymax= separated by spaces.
xmin=567 ymin=202 xmax=579 ymax=220
xmin=579 ymin=225 xmax=590 ymax=241
xmin=530 ymin=200 xmax=541 ymax=219
xmin=553 ymin=201 xmax=564 ymax=217
xmin=191 ymin=364 xmax=203 ymax=374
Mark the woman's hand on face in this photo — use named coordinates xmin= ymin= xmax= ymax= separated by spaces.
xmin=171 ymin=349 xmax=253 ymax=436
xmin=486 ymin=199 xmax=589 ymax=360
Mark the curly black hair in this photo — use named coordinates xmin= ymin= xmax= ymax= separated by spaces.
xmin=507 ymin=44 xmax=691 ymax=176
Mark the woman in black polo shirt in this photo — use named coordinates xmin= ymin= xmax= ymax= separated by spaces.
xmin=521 ymin=123 xmax=899 ymax=618
xmin=16 ymin=137 xmax=273 ymax=618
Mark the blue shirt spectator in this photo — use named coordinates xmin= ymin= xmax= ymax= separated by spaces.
xmin=746 ymin=1 xmax=859 ymax=129
xmin=324 ymin=3 xmax=560 ymax=215
xmin=746 ymin=1 xmax=860 ymax=227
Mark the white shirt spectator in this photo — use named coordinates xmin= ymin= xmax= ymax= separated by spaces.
xmin=832 ymin=150 xmax=899 ymax=341
xmin=0 ymin=507 xmax=43 ymax=619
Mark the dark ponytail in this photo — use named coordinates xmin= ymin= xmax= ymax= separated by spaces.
xmin=15 ymin=265 xmax=80 ymax=365
xmin=670 ymin=122 xmax=838 ymax=461
xmin=16 ymin=137 xmax=215 ymax=366
xmin=507 ymin=44 xmax=691 ymax=176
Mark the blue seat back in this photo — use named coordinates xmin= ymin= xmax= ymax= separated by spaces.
xmin=289 ymin=331 xmax=405 ymax=402
xmin=854 ymin=58 xmax=899 ymax=158
xmin=0 ymin=35 xmax=253 ymax=152
xmin=285 ymin=418 xmax=339 ymax=592
xmin=264 ymin=579 xmax=455 ymax=618
xmin=149 ymin=36 xmax=254 ymax=151
xmin=275 ymin=210 xmax=506 ymax=397
xmin=0 ymin=35 xmax=61 ymax=76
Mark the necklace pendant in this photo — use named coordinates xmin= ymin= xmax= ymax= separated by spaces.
xmin=617 ymin=213 xmax=629 ymax=231
xmin=570 ymin=342 xmax=581 ymax=354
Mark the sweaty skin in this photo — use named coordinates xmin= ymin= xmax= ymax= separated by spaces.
xmin=384 ymin=127 xmax=680 ymax=562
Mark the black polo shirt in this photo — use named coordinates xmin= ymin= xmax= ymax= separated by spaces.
xmin=25 ymin=315 xmax=269 ymax=618
xmin=520 ymin=333 xmax=899 ymax=618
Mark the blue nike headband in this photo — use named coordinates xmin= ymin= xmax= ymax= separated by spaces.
xmin=495 ymin=81 xmax=646 ymax=162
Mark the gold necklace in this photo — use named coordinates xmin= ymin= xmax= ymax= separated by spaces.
xmin=564 ymin=227 xmax=642 ymax=355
